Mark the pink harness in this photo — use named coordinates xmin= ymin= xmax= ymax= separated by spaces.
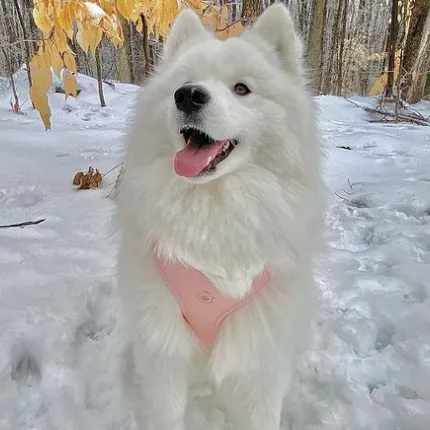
xmin=153 ymin=251 xmax=271 ymax=348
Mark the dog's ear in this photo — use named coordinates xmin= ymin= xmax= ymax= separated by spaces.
xmin=251 ymin=4 xmax=303 ymax=76
xmin=163 ymin=8 xmax=211 ymax=62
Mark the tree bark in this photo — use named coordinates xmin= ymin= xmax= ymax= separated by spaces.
xmin=403 ymin=1 xmax=430 ymax=101
xmin=0 ymin=0 xmax=20 ymax=111
xmin=0 ymin=47 xmax=20 ymax=112
xmin=297 ymin=0 xmax=309 ymax=38
xmin=358 ymin=0 xmax=371 ymax=95
xmin=403 ymin=0 xmax=429 ymax=73
xmin=336 ymin=0 xmax=348 ymax=95
xmin=116 ymin=16 xmax=133 ymax=83
xmin=241 ymin=0 xmax=262 ymax=26
xmin=307 ymin=0 xmax=327 ymax=93
xmin=141 ymin=14 xmax=152 ymax=79
xmin=322 ymin=0 xmax=342 ymax=94
xmin=130 ymin=21 xmax=145 ymax=83
xmin=424 ymin=67 xmax=430 ymax=98
xmin=95 ymin=44 xmax=106 ymax=107
xmin=21 ymin=0 xmax=39 ymax=54
xmin=13 ymin=0 xmax=33 ymax=90
xmin=386 ymin=0 xmax=400 ymax=97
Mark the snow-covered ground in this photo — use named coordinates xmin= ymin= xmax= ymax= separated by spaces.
xmin=0 ymin=75 xmax=429 ymax=430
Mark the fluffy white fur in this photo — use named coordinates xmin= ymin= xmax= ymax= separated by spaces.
xmin=117 ymin=4 xmax=324 ymax=430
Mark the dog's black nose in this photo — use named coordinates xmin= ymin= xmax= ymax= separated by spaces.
xmin=174 ymin=85 xmax=210 ymax=114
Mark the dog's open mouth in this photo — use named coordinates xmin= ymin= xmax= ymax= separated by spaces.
xmin=174 ymin=127 xmax=238 ymax=178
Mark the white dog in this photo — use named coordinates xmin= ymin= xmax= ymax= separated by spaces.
xmin=117 ymin=4 xmax=323 ymax=430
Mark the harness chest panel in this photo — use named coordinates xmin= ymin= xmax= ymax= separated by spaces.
xmin=153 ymin=252 xmax=271 ymax=348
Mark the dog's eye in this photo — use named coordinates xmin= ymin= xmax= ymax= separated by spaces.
xmin=234 ymin=83 xmax=251 ymax=96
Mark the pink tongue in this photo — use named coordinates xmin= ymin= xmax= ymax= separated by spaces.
xmin=174 ymin=139 xmax=227 ymax=178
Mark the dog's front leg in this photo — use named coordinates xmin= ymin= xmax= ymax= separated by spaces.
xmin=219 ymin=374 xmax=289 ymax=430
xmin=131 ymin=346 xmax=189 ymax=430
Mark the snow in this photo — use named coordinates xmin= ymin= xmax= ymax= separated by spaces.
xmin=1 ymin=74 xmax=430 ymax=429
xmin=83 ymin=2 xmax=107 ymax=24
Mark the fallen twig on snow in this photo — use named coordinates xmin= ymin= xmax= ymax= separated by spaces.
xmin=0 ymin=219 xmax=46 ymax=229
xmin=343 ymin=96 xmax=430 ymax=126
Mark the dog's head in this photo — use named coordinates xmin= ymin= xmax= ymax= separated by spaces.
xmin=137 ymin=4 xmax=310 ymax=184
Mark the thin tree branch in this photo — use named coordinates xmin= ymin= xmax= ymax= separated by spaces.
xmin=0 ymin=219 xmax=46 ymax=229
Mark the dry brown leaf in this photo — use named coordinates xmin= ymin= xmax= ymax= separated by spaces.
xmin=73 ymin=171 xmax=85 ymax=186
xmin=73 ymin=166 xmax=103 ymax=190
xmin=93 ymin=169 xmax=103 ymax=187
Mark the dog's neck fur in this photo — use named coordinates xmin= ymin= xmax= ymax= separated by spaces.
xmin=122 ymin=149 xmax=317 ymax=298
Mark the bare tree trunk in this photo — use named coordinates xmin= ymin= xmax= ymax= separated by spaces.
xmin=95 ymin=44 xmax=106 ymax=107
xmin=130 ymin=21 xmax=145 ymax=83
xmin=232 ymin=2 xmax=238 ymax=21
xmin=358 ymin=0 xmax=371 ymax=95
xmin=116 ymin=16 xmax=133 ymax=83
xmin=411 ymin=35 xmax=430 ymax=102
xmin=21 ymin=0 xmax=39 ymax=54
xmin=386 ymin=0 xmax=400 ymax=97
xmin=297 ymin=0 xmax=309 ymax=38
xmin=424 ymin=67 xmax=430 ymax=98
xmin=141 ymin=14 xmax=152 ymax=79
xmin=336 ymin=0 xmax=348 ymax=95
xmin=13 ymin=0 xmax=33 ymax=104
xmin=404 ymin=2 xmax=430 ymax=102
xmin=1 ymin=48 xmax=20 ymax=112
xmin=241 ymin=0 xmax=262 ymax=26
xmin=307 ymin=0 xmax=327 ymax=93
xmin=0 ymin=0 xmax=21 ymax=111
xmin=322 ymin=0 xmax=342 ymax=94
xmin=403 ymin=0 xmax=429 ymax=74
xmin=0 ymin=0 xmax=18 ymax=49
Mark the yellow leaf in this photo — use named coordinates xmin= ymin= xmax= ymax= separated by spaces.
xmin=87 ymin=25 xmax=103 ymax=53
xmin=58 ymin=3 xmax=75 ymax=39
xmin=155 ymin=0 xmax=178 ymax=38
xmin=100 ymin=15 xmax=124 ymax=47
xmin=76 ymin=21 xmax=90 ymax=52
xmin=63 ymin=70 xmax=78 ymax=98
xmin=98 ymin=0 xmax=116 ymax=15
xmin=184 ymin=0 xmax=204 ymax=11
xmin=200 ymin=6 xmax=218 ymax=30
xmin=217 ymin=21 xmax=244 ymax=40
xmin=217 ymin=5 xmax=229 ymax=30
xmin=77 ymin=17 xmax=103 ymax=54
xmin=29 ymin=52 xmax=52 ymax=130
xmin=116 ymin=0 xmax=134 ymax=20
xmin=54 ymin=24 xmax=68 ymax=52
xmin=33 ymin=2 xmax=53 ymax=36
xmin=30 ymin=52 xmax=52 ymax=93
xmin=30 ymin=88 xmax=51 ymax=130
xmin=63 ymin=50 xmax=77 ymax=73
xmin=51 ymin=49 xmax=63 ymax=77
